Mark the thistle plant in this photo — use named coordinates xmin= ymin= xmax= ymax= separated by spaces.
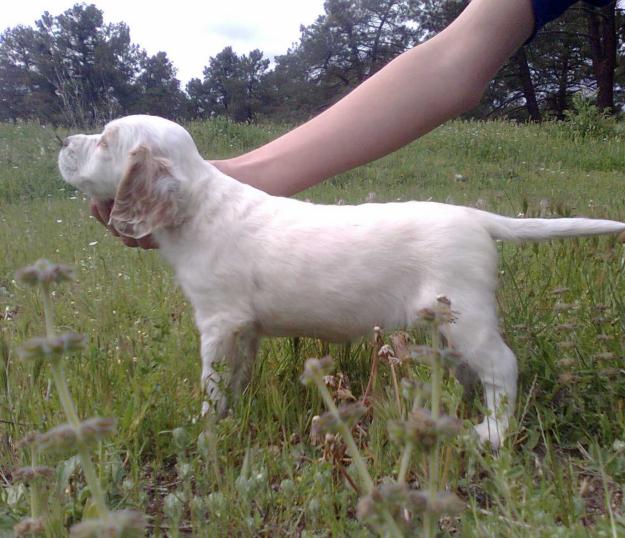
xmin=13 ymin=259 xmax=145 ymax=537
xmin=302 ymin=296 xmax=465 ymax=537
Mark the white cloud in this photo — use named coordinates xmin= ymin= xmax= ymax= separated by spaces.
xmin=2 ymin=0 xmax=325 ymax=84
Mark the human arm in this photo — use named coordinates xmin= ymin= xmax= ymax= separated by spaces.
xmin=93 ymin=0 xmax=537 ymax=245
xmin=213 ymin=0 xmax=536 ymax=196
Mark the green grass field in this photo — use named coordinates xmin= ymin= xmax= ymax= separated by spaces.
xmin=0 ymin=118 xmax=624 ymax=536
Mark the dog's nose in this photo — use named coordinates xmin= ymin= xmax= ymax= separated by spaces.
xmin=62 ymin=137 xmax=71 ymax=147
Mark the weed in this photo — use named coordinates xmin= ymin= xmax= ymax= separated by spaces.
xmin=11 ymin=259 xmax=145 ymax=537
xmin=1 ymin=119 xmax=624 ymax=535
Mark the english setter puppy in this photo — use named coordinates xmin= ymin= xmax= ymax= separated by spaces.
xmin=58 ymin=115 xmax=625 ymax=448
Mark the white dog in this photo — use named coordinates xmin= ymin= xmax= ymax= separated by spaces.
xmin=58 ymin=115 xmax=625 ymax=448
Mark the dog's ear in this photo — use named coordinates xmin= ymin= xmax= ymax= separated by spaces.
xmin=109 ymin=144 xmax=181 ymax=239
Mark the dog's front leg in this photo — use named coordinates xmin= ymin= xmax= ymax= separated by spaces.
xmin=200 ymin=329 xmax=235 ymax=417
xmin=229 ymin=331 xmax=259 ymax=399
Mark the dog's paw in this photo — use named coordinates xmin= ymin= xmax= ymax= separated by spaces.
xmin=201 ymin=385 xmax=229 ymax=418
xmin=474 ymin=418 xmax=503 ymax=450
xmin=201 ymin=399 xmax=229 ymax=419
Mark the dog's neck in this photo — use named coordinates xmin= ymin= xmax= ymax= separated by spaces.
xmin=155 ymin=159 xmax=271 ymax=257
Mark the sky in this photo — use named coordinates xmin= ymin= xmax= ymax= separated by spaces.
xmin=1 ymin=0 xmax=326 ymax=84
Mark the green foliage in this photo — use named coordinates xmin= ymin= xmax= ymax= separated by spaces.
xmin=267 ymin=0 xmax=422 ymax=119
xmin=0 ymin=119 xmax=624 ymax=535
xmin=0 ymin=122 xmax=69 ymax=203
xmin=1 ymin=1 xmax=624 ymax=125
xmin=0 ymin=4 xmax=184 ymax=127
xmin=563 ymin=94 xmax=618 ymax=140
xmin=187 ymin=47 xmax=270 ymax=122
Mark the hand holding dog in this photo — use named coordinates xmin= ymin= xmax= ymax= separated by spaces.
xmin=90 ymin=197 xmax=158 ymax=249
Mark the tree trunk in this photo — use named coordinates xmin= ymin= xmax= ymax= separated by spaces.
xmin=556 ymin=54 xmax=570 ymax=119
xmin=586 ymin=2 xmax=616 ymax=112
xmin=514 ymin=47 xmax=542 ymax=122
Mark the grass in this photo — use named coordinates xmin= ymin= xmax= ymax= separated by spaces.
xmin=0 ymin=117 xmax=624 ymax=536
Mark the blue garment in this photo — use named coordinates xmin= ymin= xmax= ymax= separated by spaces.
xmin=531 ymin=0 xmax=613 ymax=34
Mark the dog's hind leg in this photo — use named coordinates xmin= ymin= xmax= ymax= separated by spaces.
xmin=229 ymin=331 xmax=259 ymax=400
xmin=440 ymin=300 xmax=517 ymax=450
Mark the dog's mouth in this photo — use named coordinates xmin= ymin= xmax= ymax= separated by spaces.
xmin=57 ymin=148 xmax=79 ymax=185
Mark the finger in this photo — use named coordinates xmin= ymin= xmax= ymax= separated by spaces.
xmin=90 ymin=199 xmax=121 ymax=236
xmin=90 ymin=199 xmax=107 ymax=225
xmin=92 ymin=199 xmax=114 ymax=223
xmin=120 ymin=235 xmax=140 ymax=248
xmin=89 ymin=198 xmax=102 ymax=222
xmin=137 ymin=235 xmax=159 ymax=249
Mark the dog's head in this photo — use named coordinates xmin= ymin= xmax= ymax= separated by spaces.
xmin=58 ymin=115 xmax=203 ymax=239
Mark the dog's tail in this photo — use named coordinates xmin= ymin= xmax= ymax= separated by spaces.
xmin=476 ymin=210 xmax=625 ymax=242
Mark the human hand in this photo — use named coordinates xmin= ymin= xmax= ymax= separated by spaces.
xmin=90 ymin=199 xmax=159 ymax=249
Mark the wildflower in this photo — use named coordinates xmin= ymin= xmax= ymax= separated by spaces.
xmin=13 ymin=466 xmax=54 ymax=484
xmin=36 ymin=423 xmax=78 ymax=452
xmin=371 ymin=482 xmax=412 ymax=508
xmin=557 ymin=372 xmax=576 ymax=385
xmin=388 ymin=409 xmax=462 ymax=450
xmin=69 ymin=510 xmax=146 ymax=537
xmin=18 ymin=333 xmax=86 ymax=362
xmin=390 ymin=332 xmax=411 ymax=360
xmin=551 ymin=287 xmax=570 ymax=296
xmin=553 ymin=302 xmax=578 ymax=312
xmin=16 ymin=431 xmax=43 ymax=450
xmin=78 ymin=417 xmax=117 ymax=444
xmin=323 ymin=374 xmax=337 ymax=388
xmin=557 ymin=358 xmax=576 ymax=369
xmin=336 ymin=387 xmax=356 ymax=401
xmin=14 ymin=517 xmax=44 ymax=536
xmin=358 ymin=483 xmax=456 ymax=523
xmin=356 ymin=494 xmax=377 ymax=522
xmin=378 ymin=344 xmax=400 ymax=366
xmin=418 ymin=299 xmax=456 ymax=325
xmin=16 ymin=259 xmax=74 ymax=286
xmin=310 ymin=416 xmax=323 ymax=445
xmin=37 ymin=417 xmax=116 ymax=452
xmin=311 ymin=402 xmax=367 ymax=438
xmin=593 ymin=351 xmax=616 ymax=361
xmin=423 ymin=491 xmax=465 ymax=515
xmin=300 ymin=356 xmax=334 ymax=385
